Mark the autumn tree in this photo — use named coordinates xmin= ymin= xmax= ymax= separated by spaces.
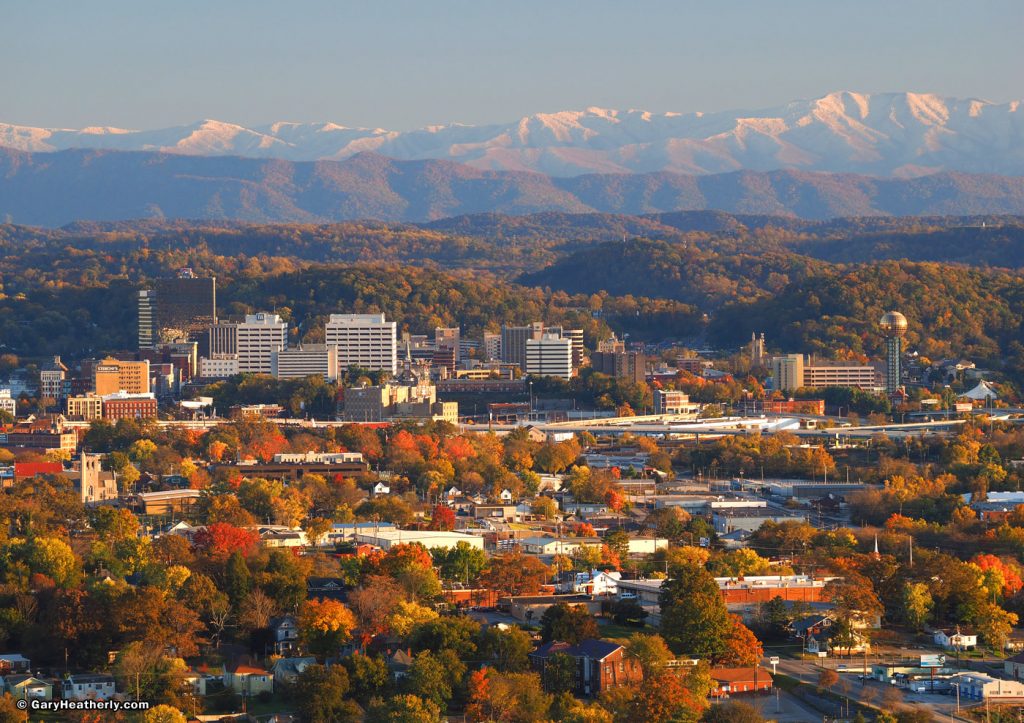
xmin=299 ymin=598 xmax=357 ymax=657
xmin=660 ymin=561 xmax=730 ymax=660
xmin=428 ymin=504 xmax=456 ymax=531
xmin=293 ymin=663 xmax=361 ymax=722
xmin=540 ymin=603 xmax=599 ymax=645
xmin=481 ymin=552 xmax=549 ymax=595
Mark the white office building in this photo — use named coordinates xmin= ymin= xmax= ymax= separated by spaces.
xmin=325 ymin=313 xmax=397 ymax=375
xmin=525 ymin=334 xmax=573 ymax=379
xmin=198 ymin=354 xmax=240 ymax=378
xmin=271 ymin=345 xmax=339 ymax=381
xmin=236 ymin=313 xmax=288 ymax=374
xmin=0 ymin=389 xmax=16 ymax=418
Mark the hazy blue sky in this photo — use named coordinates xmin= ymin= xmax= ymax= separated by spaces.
xmin=5 ymin=0 xmax=1021 ymax=130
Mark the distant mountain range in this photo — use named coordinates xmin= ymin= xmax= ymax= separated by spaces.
xmin=4 ymin=146 xmax=1024 ymax=226
xmin=3 ymin=91 xmax=1023 ymax=177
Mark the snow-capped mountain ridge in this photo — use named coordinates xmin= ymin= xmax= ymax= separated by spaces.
xmin=2 ymin=91 xmax=1022 ymax=176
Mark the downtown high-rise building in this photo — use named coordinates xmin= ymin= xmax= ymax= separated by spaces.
xmin=138 ymin=268 xmax=216 ymax=348
xmin=325 ymin=313 xmax=397 ymax=375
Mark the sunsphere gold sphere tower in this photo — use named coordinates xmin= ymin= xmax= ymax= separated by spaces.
xmin=879 ymin=311 xmax=908 ymax=396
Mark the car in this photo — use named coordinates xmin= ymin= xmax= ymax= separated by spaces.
xmin=837 ymin=664 xmax=848 ymax=671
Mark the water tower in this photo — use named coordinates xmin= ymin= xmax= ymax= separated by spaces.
xmin=879 ymin=311 xmax=908 ymax=395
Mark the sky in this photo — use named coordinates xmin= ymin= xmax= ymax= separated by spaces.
xmin=4 ymin=0 xmax=1022 ymax=130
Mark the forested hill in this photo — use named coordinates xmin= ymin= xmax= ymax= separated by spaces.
xmin=5 ymin=146 xmax=1024 ymax=226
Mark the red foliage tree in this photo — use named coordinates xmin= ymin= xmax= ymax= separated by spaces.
xmin=192 ymin=522 xmax=260 ymax=561
xmin=429 ymin=505 xmax=456 ymax=531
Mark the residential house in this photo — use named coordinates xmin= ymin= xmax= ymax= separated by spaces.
xmin=499 ymin=489 xmax=513 ymax=503
xmin=1004 ymin=651 xmax=1024 ymax=680
xmin=0 ymin=654 xmax=30 ymax=674
xmin=307 ymin=577 xmax=347 ymax=601
xmin=272 ymin=657 xmax=317 ymax=686
xmin=373 ymin=482 xmax=390 ymax=496
xmin=224 ymin=661 xmax=274 ymax=697
xmin=269 ymin=615 xmax=300 ymax=655
xmin=182 ymin=668 xmax=217 ymax=697
xmin=529 ymin=639 xmax=643 ymax=697
xmin=710 ymin=667 xmax=774 ymax=696
xmin=62 ymin=673 xmax=116 ymax=700
xmin=934 ymin=627 xmax=977 ymax=650
xmin=387 ymin=649 xmax=414 ymax=681
xmin=4 ymin=675 xmax=52 ymax=701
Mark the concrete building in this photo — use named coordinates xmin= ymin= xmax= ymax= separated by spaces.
xmin=39 ymin=356 xmax=68 ymax=401
xmin=94 ymin=357 xmax=150 ymax=395
xmin=271 ymin=344 xmax=338 ymax=381
xmin=207 ymin=321 xmax=238 ymax=356
xmin=501 ymin=322 xmax=546 ymax=370
xmin=0 ymin=389 xmax=16 ymax=418
xmin=325 ymin=313 xmax=397 ymax=374
xmin=435 ymin=327 xmax=460 ymax=362
xmin=198 ymin=354 xmax=240 ymax=378
xmin=483 ymin=332 xmax=501 ymax=361
xmin=564 ymin=328 xmax=585 ymax=368
xmin=214 ymin=452 xmax=367 ymax=482
xmin=591 ymin=351 xmax=646 ymax=384
xmin=138 ymin=269 xmax=217 ymax=348
xmin=101 ymin=392 xmax=158 ymax=421
xmin=66 ymin=394 xmax=103 ymax=421
xmin=771 ymin=354 xmax=879 ymax=392
xmin=653 ymin=389 xmax=694 ymax=415
xmin=354 ymin=529 xmax=484 ymax=551
xmin=342 ymin=381 xmax=457 ymax=423
xmin=526 ymin=334 xmax=573 ymax=379
xmin=236 ymin=313 xmax=288 ymax=374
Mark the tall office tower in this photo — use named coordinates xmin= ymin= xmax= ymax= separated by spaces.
xmin=137 ymin=290 xmax=155 ymax=349
xmin=750 ymin=332 xmax=766 ymax=366
xmin=207 ymin=322 xmax=238 ymax=356
xmin=39 ymin=356 xmax=68 ymax=401
xmin=138 ymin=268 xmax=217 ymax=348
xmin=501 ymin=322 xmax=545 ymax=371
xmin=879 ymin=311 xmax=908 ymax=396
xmin=483 ymin=333 xmax=501 ymax=361
xmin=771 ymin=354 xmax=805 ymax=393
xmin=591 ymin=351 xmax=647 ymax=384
xmin=565 ymin=329 xmax=585 ymax=369
xmin=525 ymin=334 xmax=573 ymax=379
xmin=236 ymin=313 xmax=288 ymax=374
xmin=325 ymin=313 xmax=397 ymax=374
xmin=435 ymin=327 xmax=461 ymax=361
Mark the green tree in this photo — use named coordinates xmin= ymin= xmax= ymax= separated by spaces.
xmin=543 ymin=652 xmax=577 ymax=694
xmin=366 ymin=694 xmax=442 ymax=723
xmin=293 ymin=664 xmax=361 ymax=723
xmin=625 ymin=633 xmax=673 ymax=677
xmin=660 ymin=562 xmax=730 ymax=660
xmin=539 ymin=603 xmax=599 ymax=644
xmin=478 ymin=625 xmax=534 ymax=672
xmin=404 ymin=651 xmax=453 ymax=711
xmin=902 ymin=582 xmax=933 ymax=631
xmin=224 ymin=551 xmax=251 ymax=607
xmin=341 ymin=653 xmax=389 ymax=707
